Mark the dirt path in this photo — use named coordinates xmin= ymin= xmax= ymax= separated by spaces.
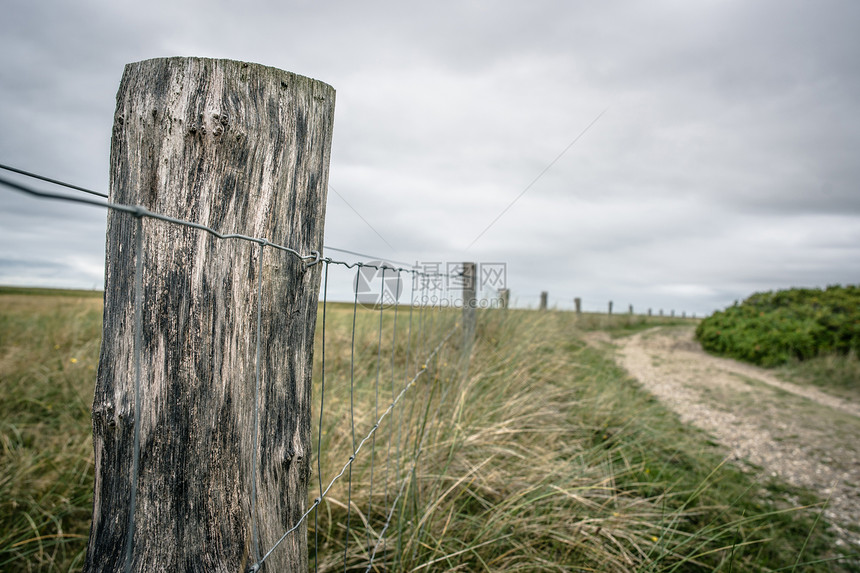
xmin=592 ymin=326 xmax=860 ymax=549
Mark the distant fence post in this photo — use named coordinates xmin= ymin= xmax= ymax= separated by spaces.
xmin=540 ymin=291 xmax=548 ymax=311
xmin=628 ymin=304 xmax=633 ymax=315
xmin=462 ymin=262 xmax=476 ymax=354
xmin=648 ymin=308 xmax=652 ymax=317
xmin=498 ymin=288 xmax=510 ymax=309
xmin=608 ymin=300 xmax=613 ymax=315
xmin=574 ymin=297 xmax=581 ymax=315
xmin=86 ymin=57 xmax=335 ymax=572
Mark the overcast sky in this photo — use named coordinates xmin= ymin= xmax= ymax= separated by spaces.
xmin=1 ymin=0 xmax=858 ymax=315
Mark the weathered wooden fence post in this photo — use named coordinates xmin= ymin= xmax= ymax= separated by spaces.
xmin=648 ymin=308 xmax=652 ymax=317
xmin=86 ymin=57 xmax=335 ymax=572
xmin=628 ymin=304 xmax=633 ymax=315
xmin=608 ymin=300 xmax=613 ymax=315
xmin=462 ymin=262 xmax=477 ymax=354
xmin=539 ymin=291 xmax=548 ymax=311
xmin=574 ymin=297 xmax=581 ymax=315
xmin=498 ymin=288 xmax=510 ymax=309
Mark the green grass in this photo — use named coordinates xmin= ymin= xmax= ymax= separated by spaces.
xmin=777 ymin=352 xmax=860 ymax=403
xmin=0 ymin=286 xmax=102 ymax=298
xmin=1 ymin=290 xmax=856 ymax=571
xmin=0 ymin=292 xmax=101 ymax=571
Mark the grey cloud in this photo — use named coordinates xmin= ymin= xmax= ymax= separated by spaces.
xmin=2 ymin=0 xmax=859 ymax=317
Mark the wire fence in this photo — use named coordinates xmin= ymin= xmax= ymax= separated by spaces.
xmin=0 ymin=165 xmax=472 ymax=572
xmin=500 ymin=292 xmax=698 ymax=319
xmin=257 ymin=271 xmax=461 ymax=572
xmin=0 ymin=162 xmax=702 ymax=572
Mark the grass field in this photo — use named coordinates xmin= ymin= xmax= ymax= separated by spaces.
xmin=777 ymin=354 xmax=860 ymax=404
xmin=1 ymin=288 xmax=856 ymax=571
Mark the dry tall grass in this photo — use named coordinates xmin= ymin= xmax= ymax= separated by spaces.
xmin=1 ymin=292 xmax=853 ymax=571
xmin=308 ymin=307 xmax=851 ymax=571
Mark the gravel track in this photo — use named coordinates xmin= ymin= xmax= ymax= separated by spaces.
xmin=590 ymin=326 xmax=860 ymax=550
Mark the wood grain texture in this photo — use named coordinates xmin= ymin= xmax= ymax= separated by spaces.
xmin=85 ymin=57 xmax=335 ymax=572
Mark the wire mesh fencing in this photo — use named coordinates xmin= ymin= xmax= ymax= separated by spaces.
xmin=0 ymin=165 xmax=473 ymax=572
xmin=305 ymin=262 xmax=465 ymax=572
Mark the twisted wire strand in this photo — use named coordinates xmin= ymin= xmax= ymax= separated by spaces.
xmin=321 ymin=245 xmax=413 ymax=268
xmin=0 ymin=166 xmax=393 ymax=267
xmin=0 ymin=173 xmax=463 ymax=280
xmin=0 ymin=162 xmax=109 ymax=198
xmin=0 ymin=174 xmax=316 ymax=262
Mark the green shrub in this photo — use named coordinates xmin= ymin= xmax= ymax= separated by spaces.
xmin=696 ymin=285 xmax=860 ymax=366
